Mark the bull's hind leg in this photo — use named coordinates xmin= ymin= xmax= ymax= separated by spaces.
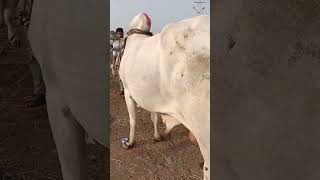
xmin=159 ymin=115 xmax=181 ymax=147
xmin=151 ymin=112 xmax=162 ymax=141
xmin=123 ymin=90 xmax=137 ymax=149
xmin=192 ymin=130 xmax=210 ymax=180
xmin=46 ymin=91 xmax=87 ymax=180
xmin=161 ymin=115 xmax=181 ymax=139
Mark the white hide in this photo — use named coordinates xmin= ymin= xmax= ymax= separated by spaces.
xmin=28 ymin=0 xmax=108 ymax=147
xmin=28 ymin=0 xmax=108 ymax=179
xmin=119 ymin=13 xmax=210 ymax=180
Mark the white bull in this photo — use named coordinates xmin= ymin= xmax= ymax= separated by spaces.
xmin=28 ymin=0 xmax=108 ymax=180
xmin=119 ymin=13 xmax=210 ymax=180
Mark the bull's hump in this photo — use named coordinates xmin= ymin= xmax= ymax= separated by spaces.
xmin=159 ymin=16 xmax=210 ymax=58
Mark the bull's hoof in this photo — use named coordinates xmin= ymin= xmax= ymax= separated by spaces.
xmin=122 ymin=143 xmax=132 ymax=150
xmin=121 ymin=137 xmax=132 ymax=149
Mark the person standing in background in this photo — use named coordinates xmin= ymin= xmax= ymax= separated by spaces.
xmin=0 ymin=0 xmax=46 ymax=107
xmin=112 ymin=27 xmax=125 ymax=95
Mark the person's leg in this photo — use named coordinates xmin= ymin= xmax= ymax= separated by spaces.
xmin=3 ymin=0 xmax=19 ymax=39
xmin=25 ymin=55 xmax=46 ymax=107
xmin=29 ymin=56 xmax=45 ymax=94
xmin=118 ymin=75 xmax=124 ymax=95
xmin=0 ymin=0 xmax=4 ymax=27
xmin=116 ymin=56 xmax=124 ymax=94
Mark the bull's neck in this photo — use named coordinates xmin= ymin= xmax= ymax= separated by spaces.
xmin=123 ymin=29 xmax=153 ymax=51
xmin=127 ymin=29 xmax=153 ymax=37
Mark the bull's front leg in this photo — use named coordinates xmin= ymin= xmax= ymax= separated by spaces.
xmin=46 ymin=90 xmax=87 ymax=180
xmin=123 ymin=90 xmax=137 ymax=149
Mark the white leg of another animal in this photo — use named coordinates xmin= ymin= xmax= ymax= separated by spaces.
xmin=46 ymin=91 xmax=87 ymax=180
xmin=161 ymin=115 xmax=181 ymax=138
xmin=151 ymin=112 xmax=161 ymax=141
xmin=124 ymin=90 xmax=137 ymax=148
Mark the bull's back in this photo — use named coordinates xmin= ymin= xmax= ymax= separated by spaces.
xmin=29 ymin=0 xmax=109 ymax=147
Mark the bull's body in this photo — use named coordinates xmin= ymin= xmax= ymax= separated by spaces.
xmin=119 ymin=14 xmax=210 ymax=179
xmin=28 ymin=0 xmax=108 ymax=179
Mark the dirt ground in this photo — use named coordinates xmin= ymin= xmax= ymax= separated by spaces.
xmin=0 ymin=26 xmax=107 ymax=180
xmin=110 ymin=74 xmax=204 ymax=179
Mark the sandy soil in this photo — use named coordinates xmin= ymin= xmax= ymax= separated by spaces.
xmin=110 ymin=72 xmax=204 ymax=179
xmin=0 ymin=26 xmax=108 ymax=180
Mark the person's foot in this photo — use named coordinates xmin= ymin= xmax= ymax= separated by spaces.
xmin=25 ymin=94 xmax=46 ymax=108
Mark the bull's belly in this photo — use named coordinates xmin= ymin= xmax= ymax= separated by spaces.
xmin=125 ymin=78 xmax=175 ymax=114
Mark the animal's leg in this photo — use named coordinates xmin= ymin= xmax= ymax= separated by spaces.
xmin=161 ymin=114 xmax=181 ymax=139
xmin=46 ymin=90 xmax=87 ymax=180
xmin=160 ymin=115 xmax=181 ymax=147
xmin=151 ymin=112 xmax=162 ymax=141
xmin=123 ymin=89 xmax=137 ymax=149
xmin=192 ymin=130 xmax=210 ymax=180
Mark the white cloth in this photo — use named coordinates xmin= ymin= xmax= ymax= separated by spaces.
xmin=112 ymin=38 xmax=125 ymax=58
